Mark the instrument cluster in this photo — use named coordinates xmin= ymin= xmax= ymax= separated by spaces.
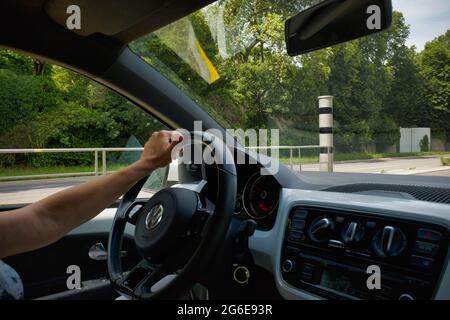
xmin=234 ymin=168 xmax=281 ymax=230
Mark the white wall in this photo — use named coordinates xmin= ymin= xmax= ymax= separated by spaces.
xmin=400 ymin=127 xmax=431 ymax=152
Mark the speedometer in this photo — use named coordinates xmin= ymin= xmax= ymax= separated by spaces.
xmin=242 ymin=173 xmax=280 ymax=220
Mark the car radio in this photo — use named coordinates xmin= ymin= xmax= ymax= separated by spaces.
xmin=281 ymin=206 xmax=449 ymax=300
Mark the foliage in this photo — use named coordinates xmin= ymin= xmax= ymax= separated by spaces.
xmin=419 ymin=135 xmax=430 ymax=152
xmin=0 ymin=50 xmax=165 ymax=167
xmin=441 ymin=157 xmax=450 ymax=166
xmin=418 ymin=31 xmax=450 ymax=132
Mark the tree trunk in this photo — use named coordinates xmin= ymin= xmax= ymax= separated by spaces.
xmin=34 ymin=59 xmax=45 ymax=75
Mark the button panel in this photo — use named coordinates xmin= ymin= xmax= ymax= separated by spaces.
xmin=288 ymin=209 xmax=308 ymax=243
xmin=300 ymin=262 xmax=318 ymax=282
xmin=288 ymin=230 xmax=304 ymax=242
xmin=410 ymin=255 xmax=434 ymax=269
xmin=417 ymin=228 xmax=442 ymax=242
xmin=413 ymin=241 xmax=439 ymax=257
xmin=282 ymin=206 xmax=449 ymax=300
xmin=292 ymin=209 xmax=308 ymax=220
xmin=292 ymin=219 xmax=305 ymax=230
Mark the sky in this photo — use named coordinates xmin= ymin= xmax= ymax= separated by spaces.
xmin=392 ymin=0 xmax=450 ymax=51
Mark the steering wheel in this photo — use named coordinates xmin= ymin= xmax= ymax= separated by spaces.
xmin=107 ymin=131 xmax=237 ymax=299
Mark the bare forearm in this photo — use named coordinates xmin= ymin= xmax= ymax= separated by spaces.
xmin=0 ymin=161 xmax=151 ymax=258
xmin=32 ymin=160 xmax=151 ymax=238
xmin=0 ymin=130 xmax=182 ymax=259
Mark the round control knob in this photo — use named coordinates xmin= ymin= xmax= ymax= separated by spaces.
xmin=282 ymin=259 xmax=295 ymax=273
xmin=308 ymin=217 xmax=334 ymax=243
xmin=342 ymin=221 xmax=365 ymax=244
xmin=372 ymin=226 xmax=407 ymax=258
xmin=398 ymin=294 xmax=414 ymax=300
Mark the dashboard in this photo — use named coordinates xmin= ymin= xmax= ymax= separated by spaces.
xmin=249 ymin=189 xmax=450 ymax=300
xmin=178 ymin=147 xmax=450 ymax=300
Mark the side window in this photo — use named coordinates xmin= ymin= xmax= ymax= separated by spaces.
xmin=0 ymin=49 xmax=168 ymax=206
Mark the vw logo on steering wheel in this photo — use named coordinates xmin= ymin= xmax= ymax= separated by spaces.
xmin=145 ymin=204 xmax=164 ymax=230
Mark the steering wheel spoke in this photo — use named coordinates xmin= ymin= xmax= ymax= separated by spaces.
xmin=188 ymin=194 xmax=215 ymax=238
xmin=117 ymin=259 xmax=172 ymax=299
xmin=124 ymin=200 xmax=147 ymax=225
xmin=134 ymin=260 xmax=173 ymax=298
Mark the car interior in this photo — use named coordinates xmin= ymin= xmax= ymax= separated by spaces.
xmin=0 ymin=0 xmax=449 ymax=301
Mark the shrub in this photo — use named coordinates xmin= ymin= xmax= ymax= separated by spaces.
xmin=419 ymin=134 xmax=430 ymax=152
xmin=441 ymin=157 xmax=450 ymax=166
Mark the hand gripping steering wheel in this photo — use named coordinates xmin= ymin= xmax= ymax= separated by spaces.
xmin=107 ymin=131 xmax=237 ymax=299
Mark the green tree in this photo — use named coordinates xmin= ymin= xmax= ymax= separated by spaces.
xmin=385 ymin=45 xmax=427 ymax=127
xmin=418 ymin=30 xmax=450 ymax=134
xmin=383 ymin=13 xmax=427 ymax=129
xmin=0 ymin=49 xmax=34 ymax=74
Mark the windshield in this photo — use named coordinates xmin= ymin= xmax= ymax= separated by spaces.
xmin=130 ymin=0 xmax=450 ymax=177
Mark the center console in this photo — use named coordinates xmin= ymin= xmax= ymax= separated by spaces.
xmin=281 ymin=206 xmax=449 ymax=300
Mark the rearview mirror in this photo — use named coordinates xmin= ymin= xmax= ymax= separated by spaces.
xmin=285 ymin=0 xmax=393 ymax=56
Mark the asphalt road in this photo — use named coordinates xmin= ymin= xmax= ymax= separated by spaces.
xmin=297 ymin=155 xmax=450 ymax=175
xmin=1 ymin=156 xmax=449 ymax=205
xmin=0 ymin=176 xmax=154 ymax=205
xmin=418 ymin=169 xmax=450 ymax=177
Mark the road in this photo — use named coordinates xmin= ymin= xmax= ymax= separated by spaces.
xmin=0 ymin=156 xmax=449 ymax=205
xmin=0 ymin=176 xmax=154 ymax=205
xmin=297 ymin=155 xmax=450 ymax=175
xmin=418 ymin=169 xmax=450 ymax=177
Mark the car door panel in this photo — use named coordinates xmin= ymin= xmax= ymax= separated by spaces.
xmin=2 ymin=209 xmax=139 ymax=299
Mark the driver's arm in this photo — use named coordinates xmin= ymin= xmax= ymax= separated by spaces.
xmin=0 ymin=130 xmax=183 ymax=259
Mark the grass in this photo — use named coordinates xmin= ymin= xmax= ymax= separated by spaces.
xmin=279 ymin=156 xmax=318 ymax=164
xmin=0 ymin=163 xmax=128 ymax=178
xmin=441 ymin=157 xmax=450 ymax=166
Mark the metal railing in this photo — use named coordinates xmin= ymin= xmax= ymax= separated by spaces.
xmin=0 ymin=147 xmax=144 ymax=181
xmin=0 ymin=145 xmax=327 ymax=181
xmin=246 ymin=145 xmax=325 ymax=172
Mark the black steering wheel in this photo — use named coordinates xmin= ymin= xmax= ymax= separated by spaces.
xmin=107 ymin=131 xmax=237 ymax=299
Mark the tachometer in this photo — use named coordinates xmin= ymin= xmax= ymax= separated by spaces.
xmin=243 ymin=173 xmax=279 ymax=220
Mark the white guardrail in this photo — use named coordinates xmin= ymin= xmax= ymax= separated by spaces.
xmin=0 ymin=145 xmax=327 ymax=181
